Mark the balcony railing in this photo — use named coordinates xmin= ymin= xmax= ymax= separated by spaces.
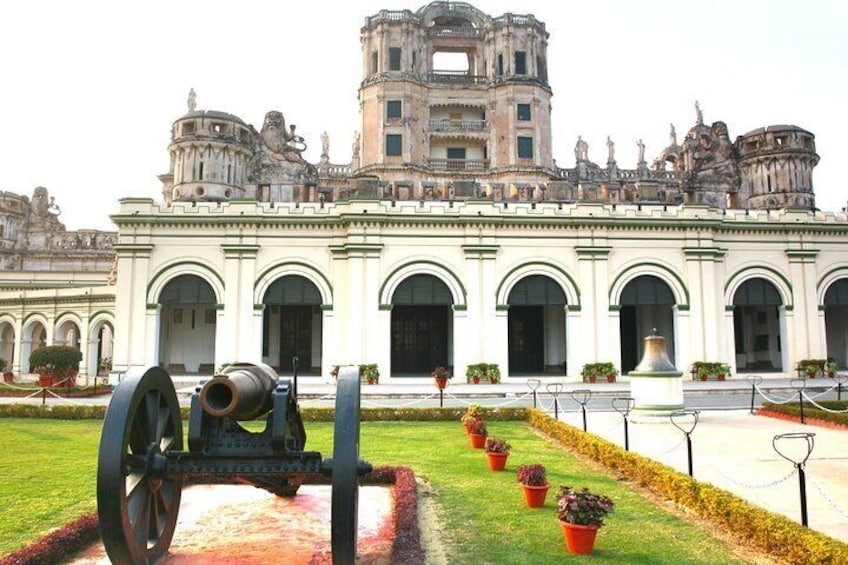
xmin=428 ymin=119 xmax=488 ymax=132
xmin=427 ymin=71 xmax=489 ymax=86
xmin=428 ymin=26 xmax=483 ymax=39
xmin=428 ymin=158 xmax=490 ymax=172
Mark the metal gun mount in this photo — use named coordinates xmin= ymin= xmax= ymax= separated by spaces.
xmin=96 ymin=363 xmax=370 ymax=564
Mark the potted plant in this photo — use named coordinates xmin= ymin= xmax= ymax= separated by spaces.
xmin=432 ymin=366 xmax=450 ymax=389
xmin=461 ymin=403 xmax=485 ymax=435
xmin=692 ymin=361 xmax=730 ymax=381
xmin=483 ymin=437 xmax=511 ymax=471
xmin=0 ymin=358 xmax=9 ymax=383
xmin=581 ymin=362 xmax=617 ymax=383
xmin=798 ymin=358 xmax=826 ymax=379
xmin=517 ymin=463 xmax=550 ymax=507
xmin=360 ymin=363 xmax=379 ymax=384
xmin=98 ymin=357 xmax=112 ymax=376
xmin=30 ymin=345 xmax=82 ymax=388
xmin=487 ymin=363 xmax=501 ymax=384
xmin=466 ymin=363 xmax=485 ymax=384
xmin=826 ymin=360 xmax=838 ymax=378
xmin=468 ymin=419 xmax=487 ymax=449
xmin=556 ymin=486 xmax=615 ymax=555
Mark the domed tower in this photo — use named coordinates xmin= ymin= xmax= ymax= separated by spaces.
xmin=162 ymin=106 xmax=256 ymax=203
xmin=736 ymin=125 xmax=819 ymax=210
xmin=357 ymin=1 xmax=553 ymax=189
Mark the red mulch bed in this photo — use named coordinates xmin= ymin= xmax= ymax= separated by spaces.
xmin=0 ymin=466 xmax=423 ymax=565
xmin=756 ymin=408 xmax=848 ymax=430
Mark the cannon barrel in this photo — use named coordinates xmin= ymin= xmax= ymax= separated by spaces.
xmin=199 ymin=363 xmax=279 ymax=420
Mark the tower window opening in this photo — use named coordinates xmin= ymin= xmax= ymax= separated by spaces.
xmin=767 ymin=175 xmax=772 ymax=192
xmin=389 ymin=47 xmax=401 ymax=71
xmin=515 ymin=51 xmax=527 ymax=75
xmin=387 ymin=100 xmax=402 ymax=119
xmin=182 ymin=122 xmax=195 ymax=135
xmin=386 ymin=134 xmax=402 ymax=156
xmin=371 ymin=51 xmax=378 ymax=74
xmin=199 ymin=161 xmax=204 ymax=181
xmin=518 ymin=136 xmax=533 ymax=159
xmin=517 ymin=103 xmax=531 ymax=121
xmin=497 ymin=53 xmax=503 ymax=76
xmin=433 ymin=51 xmax=469 ymax=74
xmin=227 ymin=164 xmax=232 ymax=184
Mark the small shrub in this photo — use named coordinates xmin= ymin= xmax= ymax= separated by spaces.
xmin=484 ymin=437 xmax=510 ymax=453
xmin=516 ymin=463 xmax=547 ymax=486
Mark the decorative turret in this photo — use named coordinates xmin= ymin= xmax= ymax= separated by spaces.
xmin=736 ymin=125 xmax=819 ymax=210
xmin=163 ymin=91 xmax=256 ymax=203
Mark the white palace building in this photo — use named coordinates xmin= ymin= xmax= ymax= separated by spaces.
xmin=1 ymin=1 xmax=847 ymax=384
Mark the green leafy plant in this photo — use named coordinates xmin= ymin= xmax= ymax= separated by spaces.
xmin=466 ymin=363 xmax=485 ymax=383
xmin=581 ymin=362 xmax=618 ymax=382
xmin=692 ymin=361 xmax=731 ymax=380
xmin=484 ymin=437 xmax=510 ymax=453
xmin=29 ymin=346 xmax=82 ymax=376
xmin=461 ymin=403 xmax=485 ymax=425
xmin=361 ymin=363 xmax=380 ymax=384
xmin=556 ymin=486 xmax=615 ymax=527
xmin=487 ymin=363 xmax=501 ymax=383
xmin=825 ymin=360 xmax=838 ymax=376
xmin=516 ymin=463 xmax=547 ymax=486
xmin=798 ymin=359 xmax=827 ymax=378
xmin=469 ymin=419 xmax=487 ymax=436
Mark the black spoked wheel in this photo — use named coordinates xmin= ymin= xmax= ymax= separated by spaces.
xmin=97 ymin=367 xmax=183 ymax=564
xmin=331 ymin=366 xmax=362 ymax=565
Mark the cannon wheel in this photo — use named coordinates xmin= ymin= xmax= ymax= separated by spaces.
xmin=97 ymin=367 xmax=183 ymax=564
xmin=331 ymin=366 xmax=362 ymax=564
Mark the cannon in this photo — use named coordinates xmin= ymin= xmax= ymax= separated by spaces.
xmin=96 ymin=362 xmax=371 ymax=564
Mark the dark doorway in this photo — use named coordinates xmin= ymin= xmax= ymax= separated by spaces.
xmin=507 ymin=275 xmax=566 ymax=375
xmin=619 ymin=275 xmax=676 ymax=374
xmin=391 ymin=305 xmax=449 ymax=373
xmin=390 ymin=275 xmax=453 ymax=375
xmin=824 ymin=278 xmax=848 ymax=369
xmin=263 ymin=275 xmax=323 ymax=375
xmin=508 ymin=306 xmax=543 ymax=373
xmin=732 ymin=278 xmax=783 ymax=372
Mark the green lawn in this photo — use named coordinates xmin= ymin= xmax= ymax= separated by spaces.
xmin=0 ymin=418 xmax=752 ymax=563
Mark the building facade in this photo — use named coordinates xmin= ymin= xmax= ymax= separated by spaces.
xmin=1 ymin=1 xmax=846 ymax=384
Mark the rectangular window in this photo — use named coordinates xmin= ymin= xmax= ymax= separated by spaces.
xmin=386 ymin=134 xmax=402 ymax=156
xmin=536 ymin=55 xmax=547 ymax=81
xmin=389 ymin=47 xmax=401 ymax=71
xmin=386 ymin=100 xmax=402 ymax=119
xmin=517 ymin=136 xmax=533 ymax=159
xmin=497 ymin=53 xmax=503 ymax=76
xmin=515 ymin=51 xmax=526 ymax=75
xmin=447 ymin=147 xmax=466 ymax=159
xmin=371 ymin=51 xmax=378 ymax=74
xmin=517 ymin=103 xmax=531 ymax=121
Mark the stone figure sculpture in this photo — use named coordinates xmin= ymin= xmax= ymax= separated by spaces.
xmin=187 ymin=88 xmax=197 ymax=113
xmin=607 ymin=136 xmax=615 ymax=162
xmin=260 ymin=111 xmax=307 ymax=164
xmin=695 ymin=100 xmax=704 ymax=125
xmin=669 ymin=123 xmax=678 ymax=146
xmin=574 ymin=136 xmax=588 ymax=161
xmin=352 ymin=131 xmax=361 ymax=159
xmin=321 ymin=131 xmax=329 ymax=159
xmin=637 ymin=139 xmax=646 ymax=163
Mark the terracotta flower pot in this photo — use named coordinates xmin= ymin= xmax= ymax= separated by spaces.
xmin=435 ymin=377 xmax=448 ymax=390
xmin=469 ymin=433 xmax=486 ymax=449
xmin=606 ymin=374 xmax=615 ymax=383
xmin=521 ymin=483 xmax=551 ymax=508
xmin=486 ymin=451 xmax=508 ymax=471
xmin=717 ymin=374 xmax=725 ymax=381
xmin=588 ymin=376 xmax=597 ymax=383
xmin=560 ymin=521 xmax=599 ymax=555
xmin=473 ymin=377 xmax=480 ymax=384
xmin=367 ymin=377 xmax=375 ymax=385
xmin=2 ymin=372 xmax=12 ymax=383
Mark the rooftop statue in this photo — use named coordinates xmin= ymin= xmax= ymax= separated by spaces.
xmin=187 ymin=88 xmax=197 ymax=113
xmin=574 ymin=135 xmax=588 ymax=162
xmin=259 ymin=111 xmax=307 ymax=165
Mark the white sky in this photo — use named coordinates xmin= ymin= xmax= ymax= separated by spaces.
xmin=1 ymin=0 xmax=845 ymax=231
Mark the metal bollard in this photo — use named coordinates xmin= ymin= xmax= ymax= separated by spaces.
xmin=670 ymin=410 xmax=699 ymax=477
xmin=571 ymin=389 xmax=592 ymax=432
xmin=773 ymin=432 xmax=815 ymax=527
xmin=612 ymin=397 xmax=635 ymax=451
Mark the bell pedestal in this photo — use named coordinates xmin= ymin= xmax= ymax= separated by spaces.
xmin=628 ymin=330 xmax=684 ymax=421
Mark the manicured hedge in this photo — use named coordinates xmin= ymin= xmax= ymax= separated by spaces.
xmin=527 ymin=409 xmax=848 ymax=565
xmin=761 ymin=401 xmax=848 ymax=428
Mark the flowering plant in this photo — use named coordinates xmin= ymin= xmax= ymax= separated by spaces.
xmin=556 ymin=486 xmax=615 ymax=527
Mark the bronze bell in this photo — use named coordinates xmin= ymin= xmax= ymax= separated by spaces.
xmin=633 ymin=328 xmax=676 ymax=373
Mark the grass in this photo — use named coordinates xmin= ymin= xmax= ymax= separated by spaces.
xmin=0 ymin=418 xmax=754 ymax=563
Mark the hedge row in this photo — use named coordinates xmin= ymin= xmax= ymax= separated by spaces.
xmin=527 ymin=409 xmax=848 ymax=565
xmin=761 ymin=401 xmax=848 ymax=428
xmin=0 ymin=404 xmax=527 ymax=422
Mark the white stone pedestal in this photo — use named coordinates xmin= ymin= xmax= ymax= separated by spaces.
xmin=629 ymin=371 xmax=684 ymax=422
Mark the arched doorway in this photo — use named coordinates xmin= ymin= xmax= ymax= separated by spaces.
xmin=619 ymin=275 xmax=676 ymax=373
xmin=158 ymin=274 xmax=217 ymax=374
xmin=262 ymin=275 xmax=323 ymax=374
xmin=0 ymin=322 xmax=14 ymax=371
xmin=824 ymin=278 xmax=848 ymax=369
xmin=88 ymin=321 xmax=114 ymax=377
xmin=391 ymin=274 xmax=453 ymax=375
xmin=55 ymin=320 xmax=81 ymax=350
xmin=732 ymin=278 xmax=783 ymax=372
xmin=21 ymin=321 xmax=47 ymax=373
xmin=507 ymin=275 xmax=567 ymax=375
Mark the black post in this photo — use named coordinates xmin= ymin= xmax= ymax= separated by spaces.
xmin=750 ymin=382 xmax=756 ymax=414
xmin=686 ymin=433 xmax=694 ymax=477
xmin=292 ymin=356 xmax=299 ymax=398
xmin=798 ymin=464 xmax=809 ymax=527
xmin=799 ymin=388 xmax=805 ymax=424
xmin=624 ymin=417 xmax=630 ymax=451
xmin=439 ymin=388 xmax=444 ymax=408
xmin=42 ymin=387 xmax=47 ymax=405
xmin=553 ymin=395 xmax=558 ymax=420
xmin=839 ymin=381 xmax=844 ymax=402
xmin=532 ymin=389 xmax=537 ymax=409
xmin=581 ymin=405 xmax=588 ymax=432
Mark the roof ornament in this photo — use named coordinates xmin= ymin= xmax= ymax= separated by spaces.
xmin=695 ymin=100 xmax=703 ymax=126
xmin=187 ymin=88 xmax=197 ymax=113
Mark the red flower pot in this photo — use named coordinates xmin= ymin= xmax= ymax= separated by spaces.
xmin=469 ymin=433 xmax=486 ymax=449
xmin=560 ymin=521 xmax=599 ymax=555
xmin=435 ymin=377 xmax=448 ymax=390
xmin=606 ymin=374 xmax=615 ymax=383
xmin=2 ymin=372 xmax=12 ymax=383
xmin=486 ymin=451 xmax=508 ymax=471
xmin=588 ymin=376 xmax=597 ymax=383
xmin=367 ymin=378 xmax=375 ymax=385
xmin=521 ymin=483 xmax=551 ymax=508
xmin=717 ymin=374 xmax=725 ymax=381
xmin=473 ymin=376 xmax=480 ymax=384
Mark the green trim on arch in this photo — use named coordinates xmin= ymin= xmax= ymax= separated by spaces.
xmin=453 ymin=304 xmax=467 ymax=312
xmin=379 ymin=304 xmax=394 ymax=311
xmin=495 ymin=261 xmax=581 ymax=308
xmin=567 ymin=305 xmax=581 ymax=312
xmin=253 ymin=261 xmax=334 ymax=305
xmin=378 ymin=260 xmax=468 ymax=307
xmin=146 ymin=261 xmax=225 ymax=303
xmin=724 ymin=265 xmax=793 ymax=308
xmin=608 ymin=262 xmax=690 ymax=308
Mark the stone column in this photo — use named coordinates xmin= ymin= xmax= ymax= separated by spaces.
xmin=683 ymin=246 xmax=725 ymax=364
xmin=575 ymin=244 xmax=612 ymax=374
xmin=787 ymin=250 xmax=822 ymax=359
xmin=221 ymin=244 xmax=260 ymax=363
xmin=112 ymin=243 xmax=154 ymax=382
xmin=462 ymin=243 xmax=501 ymax=377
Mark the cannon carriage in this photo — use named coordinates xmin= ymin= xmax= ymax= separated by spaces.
xmin=96 ymin=362 xmax=370 ymax=564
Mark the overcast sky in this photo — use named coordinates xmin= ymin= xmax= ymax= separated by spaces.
xmin=1 ymin=0 xmax=845 ymax=231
